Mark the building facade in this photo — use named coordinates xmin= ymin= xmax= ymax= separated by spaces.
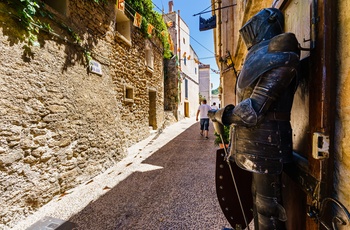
xmin=212 ymin=0 xmax=350 ymax=229
xmin=211 ymin=93 xmax=221 ymax=109
xmin=0 ymin=0 xmax=166 ymax=228
xmin=163 ymin=2 xmax=199 ymax=119
xmin=198 ymin=64 xmax=211 ymax=103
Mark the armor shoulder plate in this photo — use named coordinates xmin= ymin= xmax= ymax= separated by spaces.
xmin=238 ymin=33 xmax=300 ymax=89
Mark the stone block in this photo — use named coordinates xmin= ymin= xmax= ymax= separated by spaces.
xmin=31 ymin=147 xmax=46 ymax=158
xmin=34 ymin=136 xmax=47 ymax=146
xmin=0 ymin=151 xmax=22 ymax=166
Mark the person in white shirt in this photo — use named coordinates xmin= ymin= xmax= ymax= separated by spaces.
xmin=196 ymin=99 xmax=212 ymax=139
xmin=211 ymin=102 xmax=219 ymax=110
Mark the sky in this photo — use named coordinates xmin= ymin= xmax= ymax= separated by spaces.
xmin=151 ymin=0 xmax=220 ymax=90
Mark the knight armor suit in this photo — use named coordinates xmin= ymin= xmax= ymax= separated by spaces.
xmin=209 ymin=8 xmax=300 ymax=230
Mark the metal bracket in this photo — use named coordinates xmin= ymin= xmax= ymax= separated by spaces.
xmin=312 ymin=132 xmax=330 ymax=160
xmin=284 ymin=153 xmax=321 ymax=195
xmin=285 ymin=153 xmax=350 ymax=229
xmin=298 ymin=0 xmax=319 ymax=51
xmin=308 ymin=198 xmax=350 ymax=230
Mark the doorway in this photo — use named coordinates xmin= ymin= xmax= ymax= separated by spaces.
xmin=149 ymin=91 xmax=157 ymax=130
xmin=184 ymin=102 xmax=189 ymax=118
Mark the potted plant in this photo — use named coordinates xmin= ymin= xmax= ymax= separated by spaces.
xmin=214 ymin=125 xmax=230 ymax=148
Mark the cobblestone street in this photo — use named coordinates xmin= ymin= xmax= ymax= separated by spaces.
xmin=14 ymin=118 xmax=231 ymax=230
xmin=68 ymin=121 xmax=230 ymax=229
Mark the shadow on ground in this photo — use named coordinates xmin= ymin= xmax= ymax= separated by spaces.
xmin=68 ymin=123 xmax=231 ymax=230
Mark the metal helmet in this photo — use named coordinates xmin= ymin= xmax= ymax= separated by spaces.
xmin=239 ymin=8 xmax=284 ymax=50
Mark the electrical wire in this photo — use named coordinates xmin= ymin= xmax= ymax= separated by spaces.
xmin=121 ymin=1 xmax=220 ymax=73
xmin=152 ymin=2 xmax=216 ymax=55
xmin=197 ymin=56 xmax=216 ymax=60
xmin=196 ymin=0 xmax=218 ymax=15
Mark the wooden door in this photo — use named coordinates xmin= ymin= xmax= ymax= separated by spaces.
xmin=184 ymin=102 xmax=189 ymax=118
xmin=276 ymin=0 xmax=337 ymax=229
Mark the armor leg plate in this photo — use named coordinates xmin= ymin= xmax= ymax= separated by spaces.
xmin=252 ymin=173 xmax=287 ymax=230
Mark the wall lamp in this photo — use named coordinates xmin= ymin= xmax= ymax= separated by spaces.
xmin=219 ymin=51 xmax=238 ymax=77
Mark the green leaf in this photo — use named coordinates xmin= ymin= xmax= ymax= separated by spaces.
xmin=27 ymin=5 xmax=36 ymax=15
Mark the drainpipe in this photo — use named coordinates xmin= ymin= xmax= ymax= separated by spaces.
xmin=177 ymin=10 xmax=182 ymax=113
xmin=218 ymin=0 xmax=222 ymax=70
xmin=177 ymin=10 xmax=181 ymax=72
xmin=217 ymin=0 xmax=223 ymax=105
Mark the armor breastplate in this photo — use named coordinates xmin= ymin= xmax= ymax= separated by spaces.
xmin=238 ymin=35 xmax=300 ymax=90
xmin=231 ymin=33 xmax=300 ymax=174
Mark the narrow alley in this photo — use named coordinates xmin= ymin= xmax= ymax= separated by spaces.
xmin=15 ymin=118 xmax=231 ymax=230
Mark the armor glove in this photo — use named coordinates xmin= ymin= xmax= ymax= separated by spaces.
xmin=209 ymin=105 xmax=235 ymax=126
xmin=212 ymin=121 xmax=225 ymax=136
xmin=208 ymin=109 xmax=225 ymax=135
xmin=208 ymin=109 xmax=219 ymax=122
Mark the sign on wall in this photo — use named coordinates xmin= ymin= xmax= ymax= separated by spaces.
xmin=199 ymin=15 xmax=216 ymax=31
xmin=89 ymin=60 xmax=102 ymax=76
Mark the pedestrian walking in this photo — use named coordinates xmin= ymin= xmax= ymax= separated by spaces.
xmin=211 ymin=102 xmax=219 ymax=110
xmin=196 ymin=99 xmax=212 ymax=139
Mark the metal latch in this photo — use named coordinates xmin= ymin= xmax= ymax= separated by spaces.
xmin=312 ymin=132 xmax=329 ymax=160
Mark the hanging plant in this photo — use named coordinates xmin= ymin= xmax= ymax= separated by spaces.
xmin=5 ymin=0 xmax=106 ymax=45
xmin=5 ymin=0 xmax=41 ymax=44
xmin=214 ymin=125 xmax=230 ymax=147
xmin=125 ymin=0 xmax=172 ymax=59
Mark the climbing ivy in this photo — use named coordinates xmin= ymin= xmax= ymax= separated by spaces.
xmin=4 ymin=0 xmax=41 ymax=44
xmin=125 ymin=0 xmax=172 ymax=59
xmin=4 ymin=0 xmax=171 ymax=58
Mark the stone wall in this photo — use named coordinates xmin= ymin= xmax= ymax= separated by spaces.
xmin=0 ymin=0 xmax=164 ymax=228
xmin=335 ymin=0 xmax=350 ymax=217
xmin=164 ymin=56 xmax=179 ymax=118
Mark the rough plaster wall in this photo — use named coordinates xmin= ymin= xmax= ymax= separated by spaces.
xmin=0 ymin=0 xmax=164 ymax=227
xmin=336 ymin=0 xmax=350 ymax=214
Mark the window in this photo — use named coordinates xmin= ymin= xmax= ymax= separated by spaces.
xmin=145 ymin=41 xmax=154 ymax=71
xmin=124 ymin=85 xmax=134 ymax=103
xmin=145 ymin=49 xmax=154 ymax=70
xmin=185 ymin=79 xmax=188 ymax=99
xmin=116 ymin=9 xmax=131 ymax=45
xmin=183 ymin=58 xmax=186 ymax=66
xmin=183 ymin=38 xmax=186 ymax=44
xmin=43 ymin=0 xmax=68 ymax=15
xmin=195 ymin=67 xmax=197 ymax=74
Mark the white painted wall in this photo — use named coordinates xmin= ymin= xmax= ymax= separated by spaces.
xmin=164 ymin=11 xmax=199 ymax=119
